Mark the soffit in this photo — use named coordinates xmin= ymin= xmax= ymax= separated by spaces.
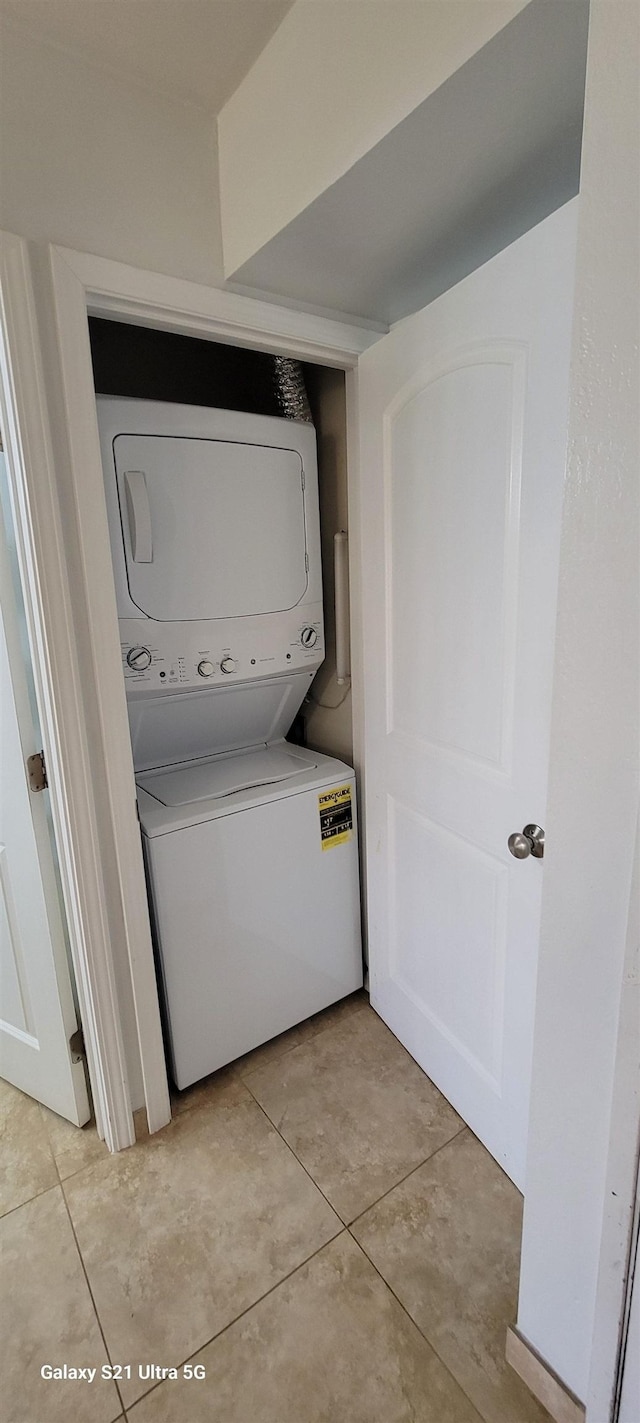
xmin=229 ymin=0 xmax=590 ymax=324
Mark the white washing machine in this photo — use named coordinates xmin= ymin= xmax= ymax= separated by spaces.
xmin=97 ymin=397 xmax=363 ymax=1088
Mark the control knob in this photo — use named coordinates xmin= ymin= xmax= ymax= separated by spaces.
xmin=126 ymin=646 xmax=152 ymax=671
xmin=220 ymin=657 xmax=237 ymax=674
xmin=301 ymin=626 xmax=318 ymax=648
xmin=197 ymin=660 xmax=215 ymax=678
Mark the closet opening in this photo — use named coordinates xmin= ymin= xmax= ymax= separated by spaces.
xmin=88 ymin=315 xmax=364 ymax=1101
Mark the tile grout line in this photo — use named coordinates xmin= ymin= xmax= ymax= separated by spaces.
xmin=46 ymin=1022 xmax=356 ymax=1413
xmin=239 ymin=1000 xmax=370 ymax=1085
xmin=97 ymin=1005 xmax=368 ymax=1411
xmin=345 ymin=1123 xmax=515 ymax=1422
xmin=122 ymin=1229 xmax=351 ymax=1414
xmin=15 ymin=1080 xmax=345 ymax=1411
xmin=345 ymin=1124 xmax=520 ymax=1423
xmin=243 ymin=1064 xmax=468 ymax=1232
xmin=48 ymin=1152 xmax=105 ymax=1187
xmin=39 ymin=1101 xmax=109 ymax=1189
xmin=242 ymin=1070 xmax=486 ymax=1419
xmin=59 ymin=1180 xmax=127 ymax=1419
xmin=6 ymin=1021 xmax=518 ymax=1423
xmin=171 ymin=998 xmax=370 ymax=1119
xmin=347 ymin=1122 xmax=469 ymax=1228
xmin=346 ymin=1222 xmax=486 ymax=1422
xmin=12 ymin=1131 xmax=480 ymax=1423
xmin=172 ymin=1074 xmax=480 ymax=1423
xmin=124 ymin=1214 xmax=488 ymax=1423
xmin=345 ymin=1136 xmax=534 ymax=1422
xmin=45 ymin=1109 xmax=68 ymax=1194
xmin=241 ymin=1074 xmax=352 ymax=1225
xmin=0 ymin=1101 xmax=59 ymax=1220
xmin=44 ymin=1004 xmax=469 ymax=1418
xmin=0 ymin=1176 xmax=62 ymax=1221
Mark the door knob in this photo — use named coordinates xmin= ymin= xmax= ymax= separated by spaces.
xmin=508 ymin=824 xmax=545 ymax=860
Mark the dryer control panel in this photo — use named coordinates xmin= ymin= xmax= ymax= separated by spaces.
xmin=120 ymin=606 xmax=324 ymax=696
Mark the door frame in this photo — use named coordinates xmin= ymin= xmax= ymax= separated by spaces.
xmin=0 ymin=232 xmax=130 ymax=1146
xmin=7 ymin=233 xmax=380 ymax=1148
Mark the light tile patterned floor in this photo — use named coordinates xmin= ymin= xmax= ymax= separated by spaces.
xmin=0 ymin=995 xmax=550 ymax=1422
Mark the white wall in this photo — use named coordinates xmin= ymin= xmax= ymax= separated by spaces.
xmin=517 ymin=0 xmax=640 ymax=1404
xmin=0 ymin=19 xmax=223 ymax=285
xmin=217 ymin=0 xmax=528 ymax=276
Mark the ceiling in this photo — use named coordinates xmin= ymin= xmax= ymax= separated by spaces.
xmin=0 ymin=0 xmax=294 ymax=113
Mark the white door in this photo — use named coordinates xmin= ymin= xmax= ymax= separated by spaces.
xmin=359 ymin=201 xmax=578 ymax=1187
xmin=0 ymin=457 xmax=90 ymax=1124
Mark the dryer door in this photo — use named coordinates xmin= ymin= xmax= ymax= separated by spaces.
xmin=113 ymin=434 xmax=308 ymax=621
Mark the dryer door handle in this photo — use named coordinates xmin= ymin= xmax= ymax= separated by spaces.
xmin=124 ymin=470 xmax=153 ymax=563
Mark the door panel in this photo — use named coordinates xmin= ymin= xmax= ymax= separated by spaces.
xmin=0 ymin=843 xmax=33 ymax=1035
xmin=389 ymin=798 xmax=508 ymax=1085
xmin=388 ymin=350 xmax=522 ymax=770
xmin=359 ymin=202 xmax=578 ymax=1186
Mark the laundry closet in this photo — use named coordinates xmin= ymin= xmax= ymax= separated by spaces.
xmin=90 ymin=318 xmax=363 ymax=1089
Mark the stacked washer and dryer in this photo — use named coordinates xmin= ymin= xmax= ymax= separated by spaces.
xmin=97 ymin=397 xmax=363 ymax=1089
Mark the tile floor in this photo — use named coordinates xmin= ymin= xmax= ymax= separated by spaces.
xmin=0 ymin=992 xmax=550 ymax=1423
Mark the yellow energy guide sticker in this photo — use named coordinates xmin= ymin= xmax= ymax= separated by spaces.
xmin=319 ymin=784 xmax=353 ymax=850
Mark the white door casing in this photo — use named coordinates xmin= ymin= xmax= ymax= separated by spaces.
xmin=0 ymin=460 xmax=90 ymax=1123
xmin=0 ymin=231 xmax=141 ymax=1149
xmin=359 ymin=201 xmax=578 ymax=1187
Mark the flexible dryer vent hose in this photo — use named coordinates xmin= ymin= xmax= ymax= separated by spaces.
xmin=272 ymin=357 xmax=313 ymax=423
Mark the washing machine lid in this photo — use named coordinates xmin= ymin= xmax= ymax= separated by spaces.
xmin=127 ymin=672 xmax=313 ymax=773
xmin=113 ymin=433 xmax=308 ymax=621
xmin=137 ymin=743 xmax=317 ymax=807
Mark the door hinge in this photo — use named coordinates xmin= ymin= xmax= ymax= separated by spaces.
xmin=27 ymin=750 xmax=48 ymax=792
xmin=69 ymin=1028 xmax=86 ymax=1063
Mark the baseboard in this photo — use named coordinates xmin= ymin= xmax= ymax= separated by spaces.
xmin=506 ymin=1327 xmax=586 ymax=1423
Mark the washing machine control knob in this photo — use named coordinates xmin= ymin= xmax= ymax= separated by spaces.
xmin=197 ymin=660 xmax=215 ymax=678
xmin=127 ymin=646 xmax=152 ymax=671
xmin=220 ymin=657 xmax=237 ymax=675
xmin=301 ymin=626 xmax=318 ymax=648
